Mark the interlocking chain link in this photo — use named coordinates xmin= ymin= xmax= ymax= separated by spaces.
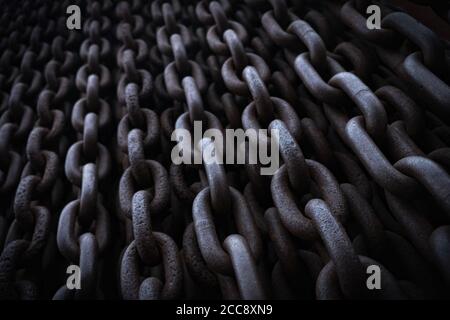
xmin=0 ymin=0 xmax=449 ymax=300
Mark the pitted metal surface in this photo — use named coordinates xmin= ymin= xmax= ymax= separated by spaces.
xmin=0 ymin=0 xmax=449 ymax=300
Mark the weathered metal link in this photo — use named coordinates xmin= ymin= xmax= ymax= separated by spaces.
xmin=305 ymin=199 xmax=368 ymax=299
xmin=192 ymin=186 xmax=262 ymax=276
xmin=381 ymin=12 xmax=446 ymax=74
xmin=120 ymin=234 xmax=182 ymax=300
xmin=1 ymin=0 xmax=450 ymax=300
xmin=223 ymin=234 xmax=267 ymax=300
xmin=131 ymin=190 xmax=161 ymax=266
xmin=264 ymin=207 xmax=315 ymax=297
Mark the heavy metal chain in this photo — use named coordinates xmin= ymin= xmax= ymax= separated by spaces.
xmin=0 ymin=0 xmax=449 ymax=300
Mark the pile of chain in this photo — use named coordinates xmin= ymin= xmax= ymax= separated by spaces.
xmin=0 ymin=0 xmax=449 ymax=300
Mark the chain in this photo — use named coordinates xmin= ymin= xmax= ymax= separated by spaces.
xmin=53 ymin=0 xmax=113 ymax=299
xmin=0 ymin=0 xmax=449 ymax=300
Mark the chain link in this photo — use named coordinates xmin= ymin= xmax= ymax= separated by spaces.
xmin=0 ymin=0 xmax=449 ymax=300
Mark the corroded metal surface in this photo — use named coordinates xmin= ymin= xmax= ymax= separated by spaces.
xmin=0 ymin=0 xmax=449 ymax=300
